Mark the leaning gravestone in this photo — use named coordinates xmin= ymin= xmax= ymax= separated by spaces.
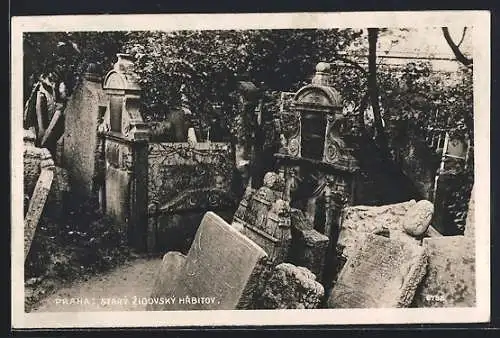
xmin=147 ymin=251 xmax=187 ymax=311
xmin=150 ymin=212 xmax=269 ymax=310
xmin=24 ymin=152 xmax=55 ymax=260
xmin=413 ymin=236 xmax=475 ymax=307
xmin=328 ymin=233 xmax=428 ymax=308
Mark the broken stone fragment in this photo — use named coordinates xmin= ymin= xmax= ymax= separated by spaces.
xmin=337 ymin=200 xmax=417 ymax=259
xmin=258 ymin=263 xmax=324 ymax=309
xmin=340 ymin=200 xmax=417 ymax=234
xmin=402 ymin=200 xmax=434 ymax=237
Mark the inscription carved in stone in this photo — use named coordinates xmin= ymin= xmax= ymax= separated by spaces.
xmin=328 ymin=233 xmax=428 ymax=308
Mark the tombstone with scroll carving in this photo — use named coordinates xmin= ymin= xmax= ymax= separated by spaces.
xmin=275 ymin=62 xmax=359 ymax=242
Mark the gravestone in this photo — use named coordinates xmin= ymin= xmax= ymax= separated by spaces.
xmin=152 ymin=212 xmax=269 ymax=310
xmin=147 ymin=251 xmax=186 ymax=311
xmin=413 ymin=236 xmax=475 ymax=307
xmin=338 ymin=200 xmax=417 ymax=259
xmin=231 ymin=172 xmax=292 ymax=264
xmin=258 ymin=263 xmax=324 ymax=309
xmin=402 ymin=200 xmax=434 ymax=237
xmin=24 ymin=153 xmax=55 ymax=260
xmin=63 ymin=63 xmax=107 ymax=200
xmin=328 ymin=233 xmax=428 ymax=308
xmin=290 ymin=226 xmax=329 ymax=278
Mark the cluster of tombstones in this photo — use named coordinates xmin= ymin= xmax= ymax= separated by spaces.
xmin=146 ymin=171 xmax=476 ymax=310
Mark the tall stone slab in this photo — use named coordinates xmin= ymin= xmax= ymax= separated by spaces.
xmin=153 ymin=212 xmax=269 ymax=310
xmin=63 ymin=63 xmax=107 ymax=200
xmin=24 ymin=152 xmax=55 ymax=260
xmin=102 ymin=54 xmax=150 ymax=251
xmin=328 ymin=233 xmax=428 ymax=308
xmin=413 ymin=236 xmax=475 ymax=307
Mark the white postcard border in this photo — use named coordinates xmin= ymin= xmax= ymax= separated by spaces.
xmin=11 ymin=11 xmax=491 ymax=328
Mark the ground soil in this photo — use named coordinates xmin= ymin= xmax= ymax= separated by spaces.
xmin=29 ymin=257 xmax=162 ymax=312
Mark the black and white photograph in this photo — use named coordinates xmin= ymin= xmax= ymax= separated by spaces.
xmin=11 ymin=11 xmax=490 ymax=328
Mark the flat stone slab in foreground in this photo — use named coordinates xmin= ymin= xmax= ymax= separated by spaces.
xmin=328 ymin=233 xmax=428 ymax=308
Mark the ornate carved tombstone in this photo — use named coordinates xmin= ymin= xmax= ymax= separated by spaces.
xmin=275 ymin=62 xmax=359 ymax=241
xmin=232 ymin=172 xmax=329 ymax=279
xmin=102 ymin=53 xmax=150 ymax=251
xmin=232 ymin=172 xmax=292 ymax=263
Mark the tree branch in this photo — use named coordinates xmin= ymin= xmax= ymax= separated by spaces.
xmin=332 ymin=56 xmax=367 ymax=75
xmin=457 ymin=27 xmax=467 ymax=47
xmin=442 ymin=27 xmax=473 ymax=67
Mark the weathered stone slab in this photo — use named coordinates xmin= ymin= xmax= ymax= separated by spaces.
xmin=258 ymin=263 xmax=324 ymax=309
xmin=464 ymin=186 xmax=475 ymax=237
xmin=413 ymin=236 xmax=475 ymax=307
xmin=340 ymin=200 xmax=416 ymax=234
xmin=328 ymin=233 xmax=428 ymax=308
xmin=231 ymin=177 xmax=292 ymax=264
xmin=390 ymin=229 xmax=421 ymax=246
xmin=63 ymin=66 xmax=107 ymax=199
xmin=168 ymin=212 xmax=268 ymax=310
xmin=337 ymin=200 xmax=416 ymax=258
xmin=146 ymin=251 xmax=186 ymax=311
xmin=290 ymin=228 xmax=329 ymax=278
xmin=402 ymin=200 xmax=434 ymax=237
xmin=24 ymin=166 xmax=54 ymax=260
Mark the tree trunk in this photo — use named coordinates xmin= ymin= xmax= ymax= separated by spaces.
xmin=367 ymin=28 xmax=389 ymax=155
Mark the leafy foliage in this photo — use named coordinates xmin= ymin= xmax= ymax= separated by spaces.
xmin=122 ymin=29 xmax=364 ymax=137
xmin=23 ymin=31 xmax=127 ymax=98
